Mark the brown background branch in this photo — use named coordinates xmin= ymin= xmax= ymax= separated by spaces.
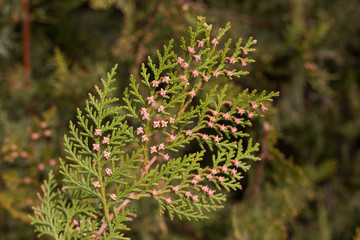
xmin=22 ymin=0 xmax=32 ymax=86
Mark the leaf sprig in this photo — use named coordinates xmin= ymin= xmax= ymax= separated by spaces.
xmin=30 ymin=16 xmax=278 ymax=239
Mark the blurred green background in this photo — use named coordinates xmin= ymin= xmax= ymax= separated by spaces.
xmin=0 ymin=0 xmax=359 ymax=239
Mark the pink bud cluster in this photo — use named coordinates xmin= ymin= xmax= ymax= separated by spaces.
xmin=146 ymin=96 xmax=154 ymax=105
xmin=151 ymin=76 xmax=171 ymax=89
xmin=199 ymin=97 xmax=269 ymax=141
xmin=178 ymin=37 xmax=249 ymax=90
xmin=181 ymin=62 xmax=189 ymax=69
xmin=110 ymin=193 xmax=117 ymax=201
xmin=227 ymin=56 xmax=248 ymax=66
xmin=137 ymin=109 xmax=177 ymax=153
xmin=150 ymin=189 xmax=172 ymax=204
xmin=162 ymin=153 xmax=170 ymax=161
xmin=151 ymin=80 xmax=159 ymax=87
xmin=140 ymin=107 xmax=150 ymax=120
xmin=212 ymin=71 xmax=219 ymax=78
xmin=211 ymin=38 xmax=219 ymax=46
xmin=162 ymin=76 xmax=170 ymax=84
xmin=241 ymin=47 xmax=248 ymax=55
xmin=94 ymin=129 xmax=111 ymax=145
xmin=92 ymin=129 xmax=113 ymax=162
xmin=235 ymin=100 xmax=269 ymax=119
xmin=172 ymin=32 xmax=254 ymax=113
xmin=197 ymin=40 xmax=204 ymax=48
xmin=148 ymin=154 xmax=246 ymax=205
xmin=187 ymin=46 xmax=195 ymax=54
xmin=196 ymin=109 xmax=242 ymax=143
xmin=93 ymin=181 xmax=101 ymax=188
xmin=157 ymin=105 xmax=164 ymax=112
xmin=72 ymin=217 xmax=102 ymax=237
xmin=136 ymin=127 xmax=149 ymax=143
xmin=194 ymin=55 xmax=201 ymax=62
xmin=150 ymin=142 xmax=167 ymax=155
xmin=160 ymin=88 xmax=166 ymax=97
xmin=153 ymin=119 xmax=169 ymax=129
xmin=181 ymin=156 xmax=246 ymax=197
xmin=180 ymin=75 xmax=188 ymax=83
xmin=133 ymin=33 xmax=263 ymax=213
xmin=105 ymin=168 xmax=112 ymax=176
xmin=94 ymin=129 xmax=102 ymax=136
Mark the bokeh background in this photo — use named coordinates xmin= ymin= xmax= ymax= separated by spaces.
xmin=1 ymin=0 xmax=360 ymax=239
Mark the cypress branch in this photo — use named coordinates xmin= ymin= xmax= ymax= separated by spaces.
xmin=31 ymin=16 xmax=278 ymax=239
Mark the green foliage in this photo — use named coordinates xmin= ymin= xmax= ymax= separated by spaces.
xmin=1 ymin=0 xmax=359 ymax=239
xmin=29 ymin=171 xmax=64 ymax=239
xmin=30 ymin=17 xmax=277 ymax=239
xmin=0 ymin=106 xmax=60 ymax=239
xmin=230 ymin=143 xmax=313 ymax=240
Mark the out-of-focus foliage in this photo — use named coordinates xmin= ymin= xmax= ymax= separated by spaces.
xmin=230 ymin=128 xmax=314 ymax=240
xmin=0 ymin=0 xmax=359 ymax=239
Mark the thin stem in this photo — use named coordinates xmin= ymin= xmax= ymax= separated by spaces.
xmin=143 ymin=112 xmax=151 ymax=166
xmin=22 ymin=0 xmax=31 ymax=86
xmin=95 ymin=193 xmax=134 ymax=240
xmin=182 ymin=81 xmax=203 ymax=113
xmin=97 ymin=156 xmax=110 ymax=224
xmin=142 ymin=156 xmax=157 ymax=176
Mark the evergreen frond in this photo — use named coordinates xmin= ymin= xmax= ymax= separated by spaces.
xmin=31 ymin=17 xmax=278 ymax=240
